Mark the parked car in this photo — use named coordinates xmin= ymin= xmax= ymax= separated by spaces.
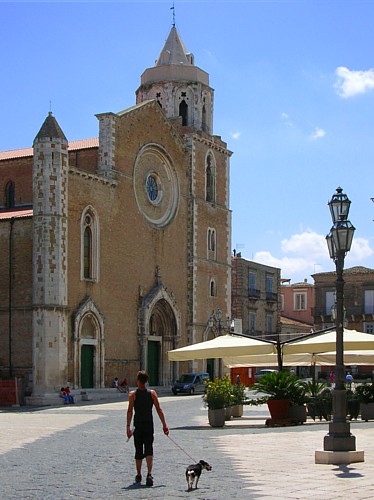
xmin=172 ymin=372 xmax=210 ymax=395
xmin=254 ymin=369 xmax=278 ymax=381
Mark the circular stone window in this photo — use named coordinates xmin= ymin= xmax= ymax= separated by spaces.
xmin=146 ymin=173 xmax=162 ymax=204
xmin=133 ymin=145 xmax=179 ymax=228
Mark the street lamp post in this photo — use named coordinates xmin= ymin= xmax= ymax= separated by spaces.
xmin=208 ymin=308 xmax=231 ymax=378
xmin=316 ymin=187 xmax=364 ymax=464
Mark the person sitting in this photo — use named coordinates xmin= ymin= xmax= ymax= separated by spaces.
xmin=64 ymin=386 xmax=75 ymax=404
xmin=118 ymin=377 xmax=129 ymax=393
xmin=59 ymin=387 xmax=69 ymax=404
xmin=112 ymin=377 xmax=120 ymax=389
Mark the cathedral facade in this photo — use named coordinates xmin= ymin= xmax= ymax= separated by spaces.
xmin=0 ymin=27 xmax=232 ymax=398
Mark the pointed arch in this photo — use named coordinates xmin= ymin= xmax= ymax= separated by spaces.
xmin=81 ymin=206 xmax=100 ymax=281
xmin=207 ymin=227 xmax=216 ymax=259
xmin=179 ymin=99 xmax=188 ymax=126
xmin=138 ymin=284 xmax=181 ymax=385
xmin=73 ymin=296 xmax=105 ymax=388
xmin=4 ymin=180 xmax=15 ymax=209
xmin=205 ymin=151 xmax=216 ymax=203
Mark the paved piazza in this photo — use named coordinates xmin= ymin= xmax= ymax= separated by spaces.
xmin=1 ymin=394 xmax=374 ymax=499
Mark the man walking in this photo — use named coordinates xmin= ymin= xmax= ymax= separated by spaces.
xmin=126 ymin=370 xmax=169 ymax=486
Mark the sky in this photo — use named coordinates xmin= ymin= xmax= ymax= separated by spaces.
xmin=1 ymin=0 xmax=374 ymax=284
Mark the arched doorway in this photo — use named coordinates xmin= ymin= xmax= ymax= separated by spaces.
xmin=138 ymin=282 xmax=181 ymax=387
xmin=148 ymin=299 xmax=177 ymax=386
xmin=73 ymin=297 xmax=105 ymax=389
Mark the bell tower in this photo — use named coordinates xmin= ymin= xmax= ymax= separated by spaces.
xmin=136 ymin=26 xmax=214 ymax=134
xmin=32 ymin=112 xmax=69 ymax=396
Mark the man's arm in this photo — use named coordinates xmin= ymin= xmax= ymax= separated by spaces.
xmin=126 ymin=391 xmax=135 ymax=438
xmin=151 ymin=390 xmax=169 ymax=435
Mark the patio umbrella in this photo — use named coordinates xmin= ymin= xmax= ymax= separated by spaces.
xmin=223 ymin=350 xmax=374 ymax=368
xmin=283 ymin=328 xmax=374 ymax=355
xmin=167 ymin=334 xmax=276 ymax=361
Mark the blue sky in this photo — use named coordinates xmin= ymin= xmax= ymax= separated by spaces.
xmin=1 ymin=0 xmax=374 ymax=283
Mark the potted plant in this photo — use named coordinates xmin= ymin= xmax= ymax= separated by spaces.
xmin=355 ymin=383 xmax=374 ymax=421
xmin=287 ymin=379 xmax=309 ymax=423
xmin=305 ymin=381 xmax=332 ymax=422
xmin=252 ymin=371 xmax=303 ymax=420
xmin=231 ymin=382 xmax=246 ymax=418
xmin=203 ymin=377 xmax=231 ymax=427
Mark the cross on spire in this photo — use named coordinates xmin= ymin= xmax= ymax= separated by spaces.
xmin=171 ymin=1 xmax=175 ymax=27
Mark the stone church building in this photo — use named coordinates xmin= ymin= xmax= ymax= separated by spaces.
xmin=0 ymin=26 xmax=232 ymax=400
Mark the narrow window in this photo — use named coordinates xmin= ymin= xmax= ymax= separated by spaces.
xmin=5 ymin=181 xmax=15 ymax=209
xmin=179 ymin=100 xmax=188 ymax=126
xmin=325 ymin=291 xmax=335 ymax=315
xmin=210 ymin=279 xmax=216 ymax=297
xmin=81 ymin=207 xmax=100 ymax=282
xmin=294 ymin=292 xmax=307 ymax=311
xmin=364 ymin=290 xmax=374 ymax=314
xmin=206 ymin=154 xmax=215 ymax=202
xmin=208 ymin=228 xmax=216 ymax=252
xmin=84 ymin=226 xmax=92 ymax=279
xmin=202 ymin=104 xmax=207 ymax=132
xmin=266 ymin=275 xmax=273 ymax=300
xmin=249 ymin=313 xmax=256 ymax=335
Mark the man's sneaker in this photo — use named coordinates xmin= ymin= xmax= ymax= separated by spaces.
xmin=146 ymin=474 xmax=153 ymax=487
xmin=135 ymin=474 xmax=142 ymax=483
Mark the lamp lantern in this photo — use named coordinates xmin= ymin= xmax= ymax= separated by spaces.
xmin=328 ymin=186 xmax=351 ymax=223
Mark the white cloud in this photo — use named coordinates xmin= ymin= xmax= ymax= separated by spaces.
xmin=334 ymin=66 xmax=374 ymax=98
xmin=253 ymin=230 xmax=374 ymax=282
xmin=309 ymin=127 xmax=326 ymax=140
xmin=281 ymin=230 xmax=328 ymax=259
xmin=230 ymin=131 xmax=241 ymax=140
xmin=345 ymin=237 xmax=374 ymax=263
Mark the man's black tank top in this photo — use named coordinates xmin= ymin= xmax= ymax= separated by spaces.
xmin=134 ymin=388 xmax=154 ymax=425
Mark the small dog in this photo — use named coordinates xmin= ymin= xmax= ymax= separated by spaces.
xmin=185 ymin=460 xmax=212 ymax=491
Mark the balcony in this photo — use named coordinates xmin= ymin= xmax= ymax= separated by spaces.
xmin=266 ymin=292 xmax=278 ymax=302
xmin=248 ymin=288 xmax=261 ymax=299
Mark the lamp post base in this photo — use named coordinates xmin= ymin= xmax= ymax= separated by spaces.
xmin=315 ymin=450 xmax=364 ymax=465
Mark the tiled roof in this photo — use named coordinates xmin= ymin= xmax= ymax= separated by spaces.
xmin=0 ymin=138 xmax=99 ymax=161
xmin=281 ymin=316 xmax=313 ymax=327
xmin=0 ymin=209 xmax=33 ymax=220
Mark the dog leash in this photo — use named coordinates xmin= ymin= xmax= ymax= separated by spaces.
xmin=167 ymin=434 xmax=197 ymax=463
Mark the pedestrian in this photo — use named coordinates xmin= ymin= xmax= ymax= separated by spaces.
xmin=346 ymin=371 xmax=353 ymax=389
xmin=126 ymin=370 xmax=169 ymax=487
xmin=235 ymin=374 xmax=241 ymax=385
xmin=329 ymin=370 xmax=335 ymax=387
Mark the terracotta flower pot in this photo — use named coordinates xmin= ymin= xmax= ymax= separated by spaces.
xmin=267 ymin=399 xmax=290 ymax=420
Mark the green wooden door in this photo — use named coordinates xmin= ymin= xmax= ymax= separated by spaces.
xmin=207 ymin=358 xmax=215 ymax=382
xmin=81 ymin=345 xmax=94 ymax=388
xmin=148 ymin=341 xmax=159 ymax=386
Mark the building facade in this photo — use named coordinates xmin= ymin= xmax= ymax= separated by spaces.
xmin=312 ymin=266 xmax=374 ymax=333
xmin=0 ymin=27 xmax=232 ymax=399
xmin=231 ymin=255 xmax=281 ymax=340
xmin=280 ymin=278 xmax=315 ymax=329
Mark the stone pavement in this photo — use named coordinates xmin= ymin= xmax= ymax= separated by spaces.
xmin=1 ymin=392 xmax=374 ymax=499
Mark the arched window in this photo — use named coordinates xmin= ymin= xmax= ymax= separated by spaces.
xmin=81 ymin=207 xmax=100 ymax=281
xmin=205 ymin=153 xmax=215 ymax=202
xmin=207 ymin=228 xmax=216 ymax=257
xmin=179 ymin=99 xmax=188 ymax=126
xmin=202 ymin=104 xmax=207 ymax=132
xmin=4 ymin=181 xmax=15 ymax=209
xmin=83 ymin=226 xmax=92 ymax=279
xmin=210 ymin=279 xmax=217 ymax=297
